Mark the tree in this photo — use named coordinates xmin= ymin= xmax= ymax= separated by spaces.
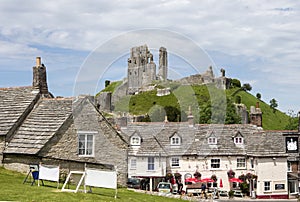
xmin=232 ymin=83 xmax=252 ymax=97
xmin=242 ymin=83 xmax=252 ymax=91
xmin=285 ymin=110 xmax=299 ymax=130
xmin=269 ymin=98 xmax=278 ymax=113
xmin=235 ymin=95 xmax=241 ymax=104
xmin=105 ymin=80 xmax=110 ymax=88
xmin=256 ymin=93 xmax=261 ymax=100
xmin=231 ymin=79 xmax=241 ymax=88
xmin=147 ymin=105 xmax=187 ymax=122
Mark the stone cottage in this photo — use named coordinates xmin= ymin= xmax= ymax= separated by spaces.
xmin=0 ymin=57 xmax=129 ymax=185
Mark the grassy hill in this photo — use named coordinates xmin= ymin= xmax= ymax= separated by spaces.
xmin=100 ymin=81 xmax=291 ymax=130
xmin=226 ymin=88 xmax=290 ymax=130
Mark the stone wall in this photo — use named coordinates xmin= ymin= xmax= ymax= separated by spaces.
xmin=39 ymin=97 xmax=129 ymax=186
xmin=96 ymin=92 xmax=112 ymax=112
xmin=0 ymin=136 xmax=5 ymax=166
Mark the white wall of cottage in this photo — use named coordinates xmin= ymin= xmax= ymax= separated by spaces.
xmin=169 ymin=156 xmax=251 ymax=191
xmin=128 ymin=154 xmax=288 ymax=197
xmin=255 ymin=157 xmax=288 ymax=197
xmin=128 ymin=156 xmax=167 ymax=178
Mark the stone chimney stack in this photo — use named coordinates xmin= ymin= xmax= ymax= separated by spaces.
xmin=250 ymin=102 xmax=262 ymax=127
xmin=32 ymin=57 xmax=49 ymax=95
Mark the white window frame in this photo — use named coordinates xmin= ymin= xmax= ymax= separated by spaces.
xmin=78 ymin=131 xmax=96 ymax=157
xmin=289 ymin=180 xmax=298 ymax=194
xmin=234 ymin=137 xmax=244 ymax=144
xmin=131 ymin=136 xmax=141 ymax=146
xmin=130 ymin=158 xmax=137 ymax=169
xmin=208 ymin=137 xmax=217 ymax=144
xmin=170 ymin=134 xmax=181 ymax=146
xmin=264 ymin=181 xmax=271 ymax=192
xmin=287 ymin=161 xmax=292 ymax=172
xmin=211 ymin=159 xmax=220 ymax=169
xmin=148 ymin=157 xmax=155 ymax=171
xmin=171 ymin=157 xmax=180 ymax=167
xmin=250 ymin=159 xmax=254 ymax=169
xmin=237 ymin=158 xmax=246 ymax=168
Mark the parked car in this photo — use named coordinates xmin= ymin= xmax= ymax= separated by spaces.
xmin=127 ymin=178 xmax=141 ymax=189
xmin=157 ymin=182 xmax=172 ymax=193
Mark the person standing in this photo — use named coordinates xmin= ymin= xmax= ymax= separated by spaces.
xmin=201 ymin=183 xmax=207 ymax=199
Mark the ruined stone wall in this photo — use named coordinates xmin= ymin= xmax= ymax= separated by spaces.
xmin=96 ymin=92 xmax=112 ymax=112
xmin=127 ymin=45 xmax=156 ymax=94
xmin=158 ymin=47 xmax=167 ymax=81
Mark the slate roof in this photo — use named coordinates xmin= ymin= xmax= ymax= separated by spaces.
xmin=123 ymin=122 xmax=287 ymax=158
xmin=0 ymin=86 xmax=39 ymax=136
xmin=4 ymin=98 xmax=72 ymax=154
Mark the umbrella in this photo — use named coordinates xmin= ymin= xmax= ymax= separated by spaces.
xmin=219 ymin=178 xmax=223 ymax=188
xmin=200 ymin=178 xmax=214 ymax=183
xmin=185 ymin=178 xmax=201 ymax=183
xmin=229 ymin=178 xmax=243 ymax=183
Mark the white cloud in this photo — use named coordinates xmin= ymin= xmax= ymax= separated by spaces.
xmin=0 ymin=0 xmax=299 ymax=112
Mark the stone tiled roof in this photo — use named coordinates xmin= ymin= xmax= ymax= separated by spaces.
xmin=5 ymin=98 xmax=72 ymax=154
xmin=0 ymin=86 xmax=39 ymax=136
xmin=123 ymin=123 xmax=287 ymax=157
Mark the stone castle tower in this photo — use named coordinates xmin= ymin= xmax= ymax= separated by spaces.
xmin=158 ymin=47 xmax=167 ymax=81
xmin=127 ymin=45 xmax=168 ymax=94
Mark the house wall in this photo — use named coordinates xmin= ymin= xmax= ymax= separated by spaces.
xmin=128 ymin=156 xmax=167 ymax=178
xmin=0 ymin=136 xmax=5 ymax=166
xmin=255 ymin=157 xmax=288 ymax=199
xmin=177 ymin=156 xmax=252 ymax=191
xmin=40 ymin=98 xmax=128 ymax=186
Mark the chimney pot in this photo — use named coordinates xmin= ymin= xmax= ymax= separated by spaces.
xmin=36 ymin=57 xmax=41 ymax=67
xmin=256 ymin=102 xmax=260 ymax=109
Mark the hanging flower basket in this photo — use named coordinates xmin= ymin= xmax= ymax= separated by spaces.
xmin=227 ymin=169 xmax=235 ymax=179
xmin=193 ymin=171 xmax=201 ymax=179
xmin=211 ymin=174 xmax=217 ymax=182
xmin=174 ymin=172 xmax=182 ymax=180
xmin=166 ymin=172 xmax=173 ymax=180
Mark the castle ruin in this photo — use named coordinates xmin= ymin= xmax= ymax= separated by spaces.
xmin=127 ymin=45 xmax=167 ymax=95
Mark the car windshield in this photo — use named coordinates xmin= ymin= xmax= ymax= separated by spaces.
xmin=158 ymin=183 xmax=171 ymax=189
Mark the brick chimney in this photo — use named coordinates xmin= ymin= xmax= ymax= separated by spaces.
xmin=250 ymin=102 xmax=262 ymax=127
xmin=32 ymin=57 xmax=49 ymax=95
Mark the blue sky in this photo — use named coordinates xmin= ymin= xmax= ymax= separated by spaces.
xmin=0 ymin=0 xmax=299 ymax=114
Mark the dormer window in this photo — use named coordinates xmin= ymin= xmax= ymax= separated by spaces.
xmin=233 ymin=131 xmax=244 ymax=145
xmin=208 ymin=137 xmax=217 ymax=144
xmin=234 ymin=137 xmax=243 ymax=144
xmin=131 ymin=137 xmax=140 ymax=145
xmin=130 ymin=132 xmax=141 ymax=146
xmin=170 ymin=133 xmax=181 ymax=146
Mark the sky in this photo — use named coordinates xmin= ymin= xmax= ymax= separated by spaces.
xmin=0 ymin=0 xmax=299 ymax=114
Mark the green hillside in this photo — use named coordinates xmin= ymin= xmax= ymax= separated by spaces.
xmin=226 ymin=88 xmax=290 ymax=130
xmin=100 ymin=82 xmax=292 ymax=130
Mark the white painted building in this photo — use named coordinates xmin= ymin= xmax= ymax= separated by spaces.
xmin=122 ymin=122 xmax=291 ymax=199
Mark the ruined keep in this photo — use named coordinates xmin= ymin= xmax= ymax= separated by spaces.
xmin=158 ymin=47 xmax=167 ymax=81
xmin=127 ymin=45 xmax=167 ymax=94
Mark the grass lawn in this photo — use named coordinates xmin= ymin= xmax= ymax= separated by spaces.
xmin=0 ymin=167 xmax=184 ymax=202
